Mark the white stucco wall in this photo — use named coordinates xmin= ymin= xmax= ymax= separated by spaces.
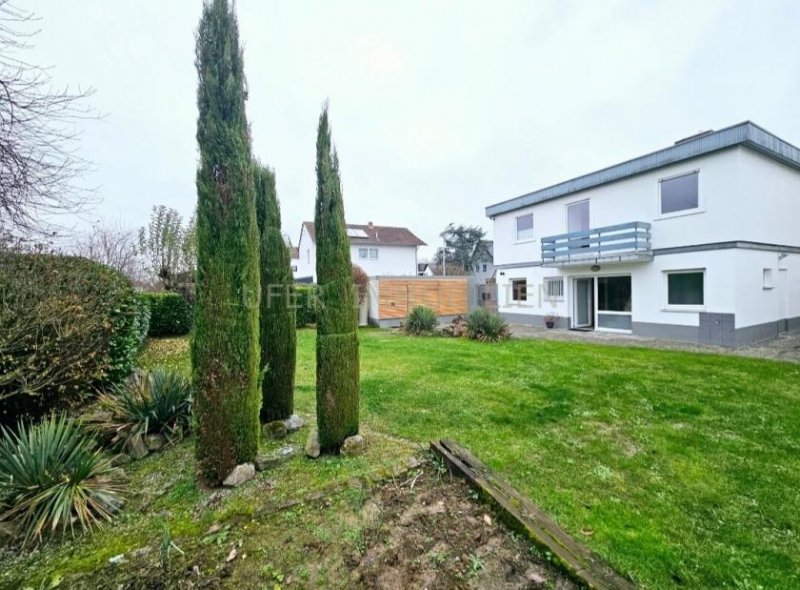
xmin=491 ymin=147 xmax=794 ymax=267
xmin=292 ymin=225 xmax=419 ymax=283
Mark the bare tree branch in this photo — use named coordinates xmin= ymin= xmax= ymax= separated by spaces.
xmin=0 ymin=0 xmax=98 ymax=235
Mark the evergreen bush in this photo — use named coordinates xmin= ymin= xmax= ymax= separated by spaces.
xmin=192 ymin=0 xmax=261 ymax=483
xmin=140 ymin=292 xmax=193 ymax=337
xmin=0 ymin=251 xmax=147 ymax=424
xmin=254 ymin=163 xmax=296 ymax=422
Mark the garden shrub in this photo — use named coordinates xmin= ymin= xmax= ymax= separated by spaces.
xmin=0 ymin=414 xmax=124 ymax=547
xmin=140 ymin=292 xmax=193 ymax=337
xmin=92 ymin=369 xmax=193 ymax=450
xmin=404 ymin=305 xmax=438 ymax=335
xmin=0 ymin=251 xmax=148 ymax=424
xmin=465 ymin=308 xmax=512 ymax=342
xmin=294 ymin=284 xmax=318 ymax=327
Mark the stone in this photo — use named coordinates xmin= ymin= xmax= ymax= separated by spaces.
xmin=284 ymin=414 xmax=304 ymax=432
xmin=222 ymin=463 xmax=255 ymax=488
xmin=145 ymin=433 xmax=166 ymax=451
xmin=262 ymin=420 xmax=288 ymax=440
xmin=305 ymin=430 xmax=320 ymax=459
xmin=111 ymin=453 xmax=132 ymax=467
xmin=254 ymin=455 xmax=281 ymax=472
xmin=108 ymin=554 xmax=125 ymax=565
xmin=126 ymin=433 xmax=148 ymax=460
xmin=341 ymin=434 xmax=366 ymax=457
xmin=360 ymin=500 xmax=382 ymax=527
xmin=278 ymin=445 xmax=296 ymax=459
xmin=405 ymin=456 xmax=422 ymax=470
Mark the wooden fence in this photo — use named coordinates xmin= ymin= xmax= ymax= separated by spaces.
xmin=371 ymin=277 xmax=469 ymax=323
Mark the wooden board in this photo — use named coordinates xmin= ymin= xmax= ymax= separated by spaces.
xmin=430 ymin=439 xmax=636 ymax=590
xmin=377 ymin=278 xmax=468 ymax=319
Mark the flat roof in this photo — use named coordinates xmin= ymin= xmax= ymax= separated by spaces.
xmin=485 ymin=121 xmax=800 ymax=218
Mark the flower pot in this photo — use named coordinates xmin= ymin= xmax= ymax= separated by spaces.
xmin=545 ymin=321 xmax=555 ymax=329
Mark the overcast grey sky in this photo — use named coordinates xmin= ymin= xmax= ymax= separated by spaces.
xmin=25 ymin=0 xmax=800 ymax=258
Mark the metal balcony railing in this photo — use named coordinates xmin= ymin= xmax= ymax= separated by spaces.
xmin=541 ymin=221 xmax=652 ymax=266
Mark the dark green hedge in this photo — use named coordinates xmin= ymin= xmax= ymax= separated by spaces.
xmin=140 ymin=292 xmax=193 ymax=337
xmin=294 ymin=284 xmax=318 ymax=327
xmin=0 ymin=251 xmax=148 ymax=424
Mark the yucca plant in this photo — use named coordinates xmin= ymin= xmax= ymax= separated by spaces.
xmin=94 ymin=369 xmax=193 ymax=450
xmin=404 ymin=305 xmax=438 ymax=335
xmin=0 ymin=415 xmax=123 ymax=547
xmin=465 ymin=308 xmax=512 ymax=343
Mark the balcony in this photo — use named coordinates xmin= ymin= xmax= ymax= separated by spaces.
xmin=541 ymin=221 xmax=652 ymax=267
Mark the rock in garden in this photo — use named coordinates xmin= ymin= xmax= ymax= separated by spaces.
xmin=341 ymin=434 xmax=366 ymax=457
xmin=145 ymin=433 xmax=166 ymax=451
xmin=405 ymin=456 xmax=421 ymax=469
xmin=126 ymin=433 xmax=148 ymax=460
xmin=222 ymin=463 xmax=255 ymax=487
xmin=111 ymin=453 xmax=132 ymax=467
xmin=305 ymin=430 xmax=320 ymax=459
xmin=108 ymin=554 xmax=125 ymax=565
xmin=262 ymin=420 xmax=288 ymax=440
xmin=278 ymin=445 xmax=297 ymax=459
xmin=284 ymin=414 xmax=304 ymax=432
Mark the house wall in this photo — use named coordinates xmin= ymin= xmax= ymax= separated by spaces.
xmin=292 ymin=230 xmax=419 ymax=283
xmin=491 ymin=147 xmax=790 ymax=267
xmin=351 ymin=244 xmax=418 ymax=277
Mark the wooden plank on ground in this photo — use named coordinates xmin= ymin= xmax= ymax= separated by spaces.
xmin=430 ymin=439 xmax=636 ymax=590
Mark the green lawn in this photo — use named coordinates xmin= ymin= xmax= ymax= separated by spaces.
xmin=141 ymin=329 xmax=800 ymax=589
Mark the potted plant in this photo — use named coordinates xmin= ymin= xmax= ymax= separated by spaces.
xmin=544 ymin=312 xmax=559 ymax=329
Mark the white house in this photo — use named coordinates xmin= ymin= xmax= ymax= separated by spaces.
xmin=486 ymin=121 xmax=800 ymax=347
xmin=293 ymin=221 xmax=426 ymax=283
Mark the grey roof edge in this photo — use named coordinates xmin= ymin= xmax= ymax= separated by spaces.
xmin=485 ymin=121 xmax=800 ymax=218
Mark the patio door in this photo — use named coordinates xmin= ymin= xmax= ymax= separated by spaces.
xmin=573 ymin=278 xmax=594 ymax=329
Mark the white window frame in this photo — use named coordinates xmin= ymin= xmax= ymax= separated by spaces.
xmin=663 ymin=269 xmax=706 ymax=312
xmin=369 ymin=248 xmax=379 ymax=260
xmin=763 ymin=268 xmax=774 ymax=290
xmin=657 ymin=169 xmax=703 ymax=219
xmin=565 ymin=199 xmax=590 ymax=233
xmin=515 ymin=213 xmax=534 ymax=243
xmin=543 ymin=276 xmax=564 ymax=301
xmin=358 ymin=247 xmax=368 ymax=259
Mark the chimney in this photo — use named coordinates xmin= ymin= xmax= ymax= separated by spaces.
xmin=367 ymin=221 xmax=373 ymax=228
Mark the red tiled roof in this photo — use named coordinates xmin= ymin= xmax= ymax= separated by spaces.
xmin=301 ymin=221 xmax=426 ymax=246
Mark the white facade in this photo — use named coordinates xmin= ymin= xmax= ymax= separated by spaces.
xmin=293 ymin=222 xmax=422 ymax=283
xmin=488 ymin=123 xmax=800 ymax=346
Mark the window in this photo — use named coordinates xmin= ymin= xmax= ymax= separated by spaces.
xmin=763 ymin=268 xmax=774 ymax=289
xmin=369 ymin=248 xmax=379 ymax=260
xmin=358 ymin=248 xmax=368 ymax=259
xmin=306 ymin=249 xmax=310 ymax=264
xmin=511 ymin=279 xmax=527 ymax=302
xmin=567 ymin=200 xmax=590 ymax=233
xmin=667 ymin=271 xmax=704 ymax=306
xmin=482 ymin=264 xmax=487 ymax=272
xmin=544 ymin=277 xmax=564 ymax=301
xmin=660 ymin=171 xmax=699 ymax=215
xmin=291 ymin=265 xmax=298 ymax=272
xmin=598 ymin=276 xmax=631 ymax=312
xmin=516 ymin=213 xmax=533 ymax=241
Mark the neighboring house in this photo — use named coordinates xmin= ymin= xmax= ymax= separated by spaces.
xmin=469 ymin=240 xmax=495 ymax=283
xmin=293 ymin=221 xmax=426 ymax=282
xmin=290 ymin=247 xmax=299 ymax=275
xmin=417 ymin=262 xmax=434 ymax=277
xmin=486 ymin=121 xmax=800 ymax=347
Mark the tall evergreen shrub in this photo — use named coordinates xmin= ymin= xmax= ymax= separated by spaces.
xmin=314 ymin=105 xmax=360 ymax=452
xmin=254 ymin=163 xmax=296 ymax=422
xmin=192 ymin=0 xmax=261 ymax=483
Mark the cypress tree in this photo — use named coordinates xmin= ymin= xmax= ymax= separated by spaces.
xmin=192 ymin=0 xmax=261 ymax=484
xmin=254 ymin=163 xmax=296 ymax=422
xmin=314 ymin=105 xmax=360 ymax=452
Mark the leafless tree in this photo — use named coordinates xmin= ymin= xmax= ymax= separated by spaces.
xmin=73 ymin=219 xmax=143 ymax=282
xmin=0 ymin=1 xmax=97 ymax=234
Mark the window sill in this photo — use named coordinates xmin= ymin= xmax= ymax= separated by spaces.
xmin=654 ymin=208 xmax=705 ymax=221
xmin=661 ymin=306 xmax=705 ymax=313
xmin=514 ymin=238 xmax=537 ymax=245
